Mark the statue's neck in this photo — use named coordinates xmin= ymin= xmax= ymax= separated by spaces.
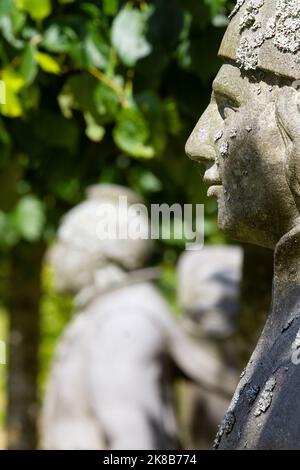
xmin=273 ymin=225 xmax=300 ymax=306
xmin=259 ymin=225 xmax=300 ymax=348
xmin=74 ymin=266 xmax=160 ymax=310
xmin=226 ymin=227 xmax=300 ymax=403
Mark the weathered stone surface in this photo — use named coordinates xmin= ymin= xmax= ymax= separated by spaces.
xmin=186 ymin=0 xmax=300 ymax=450
xmin=219 ymin=0 xmax=300 ymax=79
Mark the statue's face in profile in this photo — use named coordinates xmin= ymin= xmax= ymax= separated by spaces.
xmin=48 ymin=241 xmax=94 ymax=294
xmin=186 ymin=63 xmax=300 ymax=249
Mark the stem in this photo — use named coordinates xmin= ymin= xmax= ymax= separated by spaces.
xmin=88 ymin=68 xmax=127 ymax=106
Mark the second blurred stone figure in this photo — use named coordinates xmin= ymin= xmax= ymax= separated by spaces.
xmin=177 ymin=247 xmax=242 ymax=449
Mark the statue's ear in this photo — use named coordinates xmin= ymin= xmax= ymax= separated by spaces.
xmin=276 ymin=87 xmax=300 ymax=146
xmin=276 ymin=87 xmax=300 ymax=201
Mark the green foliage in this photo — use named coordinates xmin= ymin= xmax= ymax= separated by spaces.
xmin=0 ymin=0 xmax=231 ymax=250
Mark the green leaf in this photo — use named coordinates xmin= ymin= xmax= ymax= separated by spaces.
xmin=16 ymin=0 xmax=52 ymax=21
xmin=113 ymin=104 xmax=154 ymax=159
xmin=0 ymin=87 xmax=22 ymax=117
xmin=68 ymin=27 xmax=109 ymax=70
xmin=84 ymin=112 xmax=105 ymax=142
xmin=35 ymin=51 xmax=61 ymax=75
xmin=0 ymin=14 xmax=24 ymax=49
xmin=42 ymin=23 xmax=77 ymax=53
xmin=136 ymin=92 xmax=166 ymax=155
xmin=19 ymin=44 xmax=37 ymax=84
xmin=12 ymin=195 xmax=45 ymax=242
xmin=103 ymin=0 xmax=119 ymax=16
xmin=58 ymin=73 xmax=99 ymax=117
xmin=0 ymin=69 xmax=25 ymax=117
xmin=112 ymin=7 xmax=152 ymax=67
xmin=94 ymin=82 xmax=120 ymax=122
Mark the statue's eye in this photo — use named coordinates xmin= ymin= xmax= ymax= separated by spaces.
xmin=215 ymin=92 xmax=238 ymax=120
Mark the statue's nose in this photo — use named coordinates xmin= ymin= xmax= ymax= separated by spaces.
xmin=185 ymin=104 xmax=220 ymax=165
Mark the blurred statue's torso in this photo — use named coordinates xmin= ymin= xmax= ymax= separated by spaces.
xmin=42 ymin=281 xmax=180 ymax=450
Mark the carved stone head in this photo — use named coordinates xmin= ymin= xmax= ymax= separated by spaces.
xmin=186 ymin=0 xmax=300 ymax=249
xmin=48 ymin=184 xmax=152 ymax=295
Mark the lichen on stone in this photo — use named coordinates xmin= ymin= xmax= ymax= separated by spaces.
xmin=230 ymin=128 xmax=238 ymax=138
xmin=291 ymin=327 xmax=300 ymax=351
xmin=240 ymin=12 xmax=257 ymax=32
xmin=220 ymin=141 xmax=229 ymax=158
xmin=254 ymin=375 xmax=276 ymax=417
xmin=229 ymin=0 xmax=246 ymax=20
xmin=214 ymin=130 xmax=223 ymax=142
xmin=213 ymin=411 xmax=236 ymax=449
xmin=237 ymin=37 xmax=259 ymax=70
xmin=264 ymin=17 xmax=276 ymax=39
xmin=234 ymin=0 xmax=300 ymax=72
xmin=245 ymin=384 xmax=260 ymax=404
xmin=274 ymin=0 xmax=300 ymax=54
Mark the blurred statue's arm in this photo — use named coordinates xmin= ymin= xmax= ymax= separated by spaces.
xmin=167 ymin=320 xmax=238 ymax=399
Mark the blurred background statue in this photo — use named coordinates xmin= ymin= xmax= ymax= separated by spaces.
xmin=41 ymin=184 xmax=234 ymax=450
xmin=177 ymin=246 xmax=242 ymax=449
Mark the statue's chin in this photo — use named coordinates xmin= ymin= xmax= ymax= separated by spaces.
xmin=217 ymin=211 xmax=276 ymax=250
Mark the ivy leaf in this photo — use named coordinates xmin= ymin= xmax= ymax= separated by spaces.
xmin=35 ymin=51 xmax=61 ymax=75
xmin=113 ymin=105 xmax=154 ymax=159
xmin=84 ymin=112 xmax=105 ymax=142
xmin=12 ymin=195 xmax=45 ymax=242
xmin=0 ymin=69 xmax=25 ymax=117
xmin=69 ymin=36 xmax=108 ymax=70
xmin=16 ymin=0 xmax=52 ymax=21
xmin=112 ymin=7 xmax=152 ymax=67
xmin=94 ymin=82 xmax=120 ymax=123
xmin=0 ymin=14 xmax=24 ymax=49
xmin=19 ymin=43 xmax=37 ymax=84
xmin=58 ymin=73 xmax=98 ymax=117
xmin=42 ymin=23 xmax=77 ymax=53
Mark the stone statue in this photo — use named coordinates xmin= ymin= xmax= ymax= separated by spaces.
xmin=177 ymin=247 xmax=242 ymax=449
xmin=186 ymin=0 xmax=300 ymax=450
xmin=41 ymin=184 xmax=234 ymax=450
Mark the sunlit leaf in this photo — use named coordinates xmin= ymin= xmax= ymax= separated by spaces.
xmin=84 ymin=112 xmax=105 ymax=142
xmin=16 ymin=0 xmax=52 ymax=21
xmin=35 ymin=51 xmax=61 ymax=75
xmin=12 ymin=195 xmax=45 ymax=242
xmin=112 ymin=7 xmax=152 ymax=67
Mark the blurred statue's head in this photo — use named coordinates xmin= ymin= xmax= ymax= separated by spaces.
xmin=178 ymin=247 xmax=242 ymax=339
xmin=48 ymin=184 xmax=152 ymax=295
xmin=186 ymin=0 xmax=300 ymax=249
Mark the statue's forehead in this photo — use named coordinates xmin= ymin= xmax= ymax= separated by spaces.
xmin=219 ymin=0 xmax=300 ymax=80
xmin=213 ymin=64 xmax=250 ymax=104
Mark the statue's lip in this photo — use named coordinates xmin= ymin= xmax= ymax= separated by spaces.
xmin=207 ymin=185 xmax=222 ymax=198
